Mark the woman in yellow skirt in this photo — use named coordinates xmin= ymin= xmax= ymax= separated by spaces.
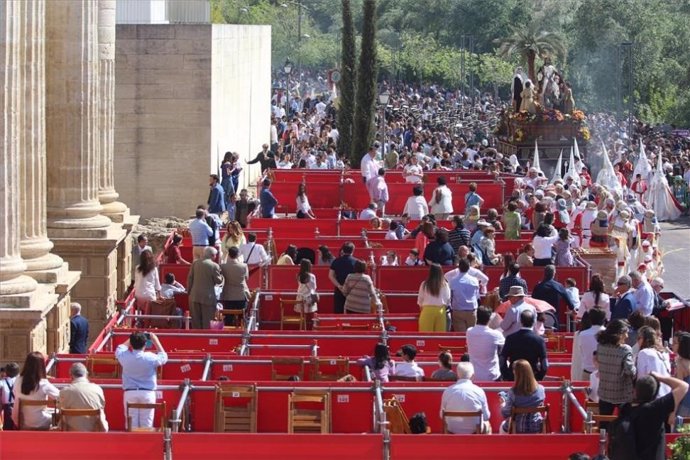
xmin=417 ymin=264 xmax=451 ymax=332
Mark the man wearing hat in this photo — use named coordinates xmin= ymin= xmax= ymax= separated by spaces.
xmin=499 ymin=286 xmax=536 ymax=337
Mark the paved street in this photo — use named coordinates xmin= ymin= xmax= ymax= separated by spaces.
xmin=659 ymin=216 xmax=690 ymax=301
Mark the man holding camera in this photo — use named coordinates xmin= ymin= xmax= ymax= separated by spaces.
xmin=115 ymin=331 xmax=168 ymax=429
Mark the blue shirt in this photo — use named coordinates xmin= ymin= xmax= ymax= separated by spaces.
xmin=450 ymin=272 xmax=480 ymax=312
xmin=189 ymin=218 xmax=212 ymax=246
xmin=260 ymin=188 xmax=278 ymax=218
xmin=208 ymin=183 xmax=226 ymax=214
xmin=115 ymin=344 xmax=168 ymax=390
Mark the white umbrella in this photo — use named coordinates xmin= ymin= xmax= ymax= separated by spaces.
xmin=550 ymin=150 xmax=563 ymax=184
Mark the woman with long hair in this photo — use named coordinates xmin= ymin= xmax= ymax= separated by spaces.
xmin=431 ymin=351 xmax=457 ymax=381
xmin=357 ymin=343 xmax=396 ymax=382
xmin=553 ymin=228 xmax=574 ymax=267
xmin=578 ymin=274 xmax=610 ymax=320
xmin=417 ymin=263 xmax=451 ymax=332
xmin=222 ymin=221 xmax=246 ymax=263
xmin=532 ymin=224 xmax=558 ymax=266
xmin=134 ymin=249 xmax=160 ymax=316
xmin=295 ymin=259 xmax=317 ymax=329
xmin=296 ymin=183 xmax=316 ymax=219
xmin=220 ymin=151 xmax=235 ymax=211
xmin=414 ymin=221 xmax=436 ymax=259
xmin=276 ymin=244 xmax=298 ymax=266
xmin=164 ymin=233 xmax=191 ymax=265
xmin=11 ymin=352 xmax=59 ymax=430
xmin=596 ymin=320 xmax=636 ymax=418
xmin=500 ymin=359 xmax=545 ymax=433
xmin=635 ymin=326 xmax=671 ymax=396
xmin=501 ymin=254 xmax=516 ymax=279
xmin=317 ymin=245 xmax=334 ymax=266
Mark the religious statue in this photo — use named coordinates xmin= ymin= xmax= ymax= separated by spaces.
xmin=519 ymin=80 xmax=536 ymax=114
xmin=563 ymin=81 xmax=575 ymax=114
xmin=511 ymin=67 xmax=525 ymax=112
xmin=536 ymin=57 xmax=559 ymax=108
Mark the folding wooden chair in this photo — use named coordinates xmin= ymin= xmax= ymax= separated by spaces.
xmin=219 ymin=309 xmax=245 ymax=329
xmin=148 ymin=299 xmax=177 ymax=329
xmin=279 ymin=299 xmax=305 ymax=330
xmin=271 ymin=357 xmax=305 ymax=381
xmin=18 ymin=399 xmax=59 ymax=430
xmin=288 ymin=390 xmax=331 ymax=433
xmin=59 ymin=408 xmax=105 ymax=432
xmin=310 ymin=357 xmax=350 ymax=381
xmin=442 ymin=410 xmax=485 ymax=434
xmin=437 ymin=344 xmax=465 ymax=355
xmin=86 ymin=355 xmax=120 ymax=379
xmin=389 ymin=375 xmax=422 ymax=382
xmin=508 ymin=404 xmax=551 ymax=433
xmin=126 ymin=401 xmax=168 ymax=432
xmin=213 ymin=384 xmax=257 ymax=433
xmin=383 ymin=398 xmax=411 ymax=434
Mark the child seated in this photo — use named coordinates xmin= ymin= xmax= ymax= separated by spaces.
xmin=380 ymin=251 xmax=399 ymax=266
xmin=565 ymin=277 xmax=581 ymax=312
xmin=405 ymin=248 xmax=424 ymax=266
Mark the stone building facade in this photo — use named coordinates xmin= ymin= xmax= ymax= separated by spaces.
xmin=0 ymin=0 xmax=137 ymax=363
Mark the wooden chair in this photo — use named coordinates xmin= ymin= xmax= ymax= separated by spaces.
xmin=312 ymin=323 xmax=340 ymax=331
xmin=271 ymin=357 xmax=305 ymax=381
xmin=544 ymin=332 xmax=565 ymax=352
xmin=340 ymin=323 xmax=371 ymax=331
xmin=288 ymin=390 xmax=331 ymax=434
xmin=148 ymin=299 xmax=177 ymax=329
xmin=437 ymin=344 xmax=465 ymax=355
xmin=279 ymin=299 xmax=306 ymax=330
xmin=590 ymin=414 xmax=617 ymax=433
xmin=507 ymin=404 xmax=551 ymax=433
xmin=383 ymin=397 xmax=411 ymax=434
xmin=585 ymin=400 xmax=600 ymax=415
xmin=59 ymin=408 xmax=104 ymax=432
xmin=310 ymin=357 xmax=350 ymax=381
xmin=126 ymin=401 xmax=168 ymax=432
xmin=86 ymin=355 xmax=120 ymax=378
xmin=442 ymin=410 xmax=485 ymax=434
xmin=18 ymin=399 xmax=59 ymax=430
xmin=389 ymin=375 xmax=422 ymax=382
xmin=213 ymin=383 xmax=257 ymax=433
xmin=219 ymin=309 xmax=245 ymax=329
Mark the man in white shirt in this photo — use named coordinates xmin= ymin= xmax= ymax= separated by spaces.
xmin=394 ymin=345 xmax=425 ymax=380
xmin=360 ymin=146 xmax=380 ymax=200
xmin=630 ymin=270 xmax=654 ymax=316
xmin=160 ymin=273 xmax=186 ymax=299
xmin=499 ymin=286 xmax=536 ymax=337
xmin=440 ymin=362 xmax=491 ymax=434
xmin=466 ymin=307 xmax=505 ymax=381
xmin=239 ymin=233 xmax=271 ymax=266
xmin=404 ymin=156 xmax=424 ymax=184
xmin=359 ymin=203 xmax=378 ymax=221
xmin=577 ymin=307 xmax=606 ymax=380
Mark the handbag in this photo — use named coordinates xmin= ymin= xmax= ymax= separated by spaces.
xmin=309 ymin=292 xmax=320 ymax=305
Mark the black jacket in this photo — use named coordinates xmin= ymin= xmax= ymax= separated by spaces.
xmin=500 ymin=328 xmax=548 ymax=381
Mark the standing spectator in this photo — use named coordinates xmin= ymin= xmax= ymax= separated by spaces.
xmin=69 ymin=302 xmax=89 ymax=354
xmin=187 ymin=247 xmax=223 ymax=329
xmin=219 ymin=152 xmax=235 ymax=210
xmin=372 ymin=168 xmax=390 ymax=217
xmin=329 ymin=242 xmax=357 ymax=314
xmin=448 ymin=216 xmax=471 ymax=254
xmin=431 ymin=352 xmax=458 ymax=381
xmin=11 ymin=352 xmax=59 ymax=430
xmin=259 ymin=179 xmax=278 ymax=218
xmin=467 ymin=306 xmax=505 ymax=381
xmin=630 ymin=271 xmax=654 ymax=316
xmin=221 ymin=221 xmax=246 ymax=263
xmin=424 ymin=228 xmax=455 ymax=266
xmin=429 ymin=176 xmax=453 ymax=220
xmin=164 ymin=234 xmax=191 ymax=265
xmin=234 ymin=189 xmax=252 ymax=228
xmin=220 ymin=246 xmax=250 ymax=326
xmin=361 ymin=146 xmax=380 ymax=200
xmin=500 ymin=286 xmax=537 ymax=337
xmin=295 ymin=260 xmax=318 ymax=330
xmin=500 ymin=310 xmax=549 ymax=381
xmin=531 ymin=265 xmax=575 ymax=329
xmin=395 ymin=345 xmax=425 ymax=380
xmin=578 ymin=274 xmax=610 ymax=321
xmin=357 ymin=343 xmax=395 ymax=383
xmin=296 ymin=183 xmax=316 ymax=219
xmin=565 ymin=278 xmax=581 ymax=313
xmin=239 ymin=233 xmax=271 ymax=266
xmin=115 ymin=332 xmax=167 ymax=430
xmin=0 ymin=362 xmax=19 ymax=430
xmin=402 ymin=186 xmax=428 ymax=220
xmin=403 ymin=155 xmax=423 ymax=184
xmin=340 ymin=260 xmax=381 ymax=314
xmin=499 ymin=360 xmax=546 ymax=433
xmin=246 ymin=144 xmax=276 ymax=174
xmin=189 ymin=208 xmax=213 ymax=260
xmin=577 ymin=308 xmax=606 ymax=381
xmin=502 ymin=202 xmax=522 ymax=240
xmin=635 ymin=326 xmax=671 ymax=397
xmin=464 ymin=182 xmax=484 ymax=216
xmin=596 ymin=320 xmax=635 ymax=419
xmin=417 ymin=264 xmax=451 ymax=332
xmin=440 ymin=362 xmax=491 ymax=434
xmin=133 ymin=250 xmax=161 ymax=317
xmin=532 ymin=224 xmax=558 ymax=266
xmin=130 ymin=234 xmax=152 ymax=283
xmin=553 ymin=228 xmax=575 ymax=267
xmin=611 ymin=275 xmax=637 ymax=321
xmin=207 ymin=174 xmax=226 ymax=215
xmin=59 ymin=363 xmax=108 ymax=432
xmin=449 ymin=258 xmax=480 ymax=332
xmin=498 ymin=264 xmax=529 ymax=301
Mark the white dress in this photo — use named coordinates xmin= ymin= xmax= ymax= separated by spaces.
xmin=429 ymin=185 xmax=453 ymax=215
xmin=296 ymin=273 xmax=318 ymax=314
xmin=12 ymin=377 xmax=60 ymax=429
xmin=636 ymin=348 xmax=671 ymax=396
xmin=577 ymin=291 xmax=611 ymax=320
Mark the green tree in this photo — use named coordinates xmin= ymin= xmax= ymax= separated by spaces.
xmin=496 ymin=25 xmax=566 ymax=82
xmin=351 ymin=0 xmax=378 ymax=163
xmin=337 ymin=0 xmax=357 ymax=159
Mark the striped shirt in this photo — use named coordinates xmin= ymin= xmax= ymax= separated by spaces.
xmin=342 ymin=273 xmax=379 ymax=313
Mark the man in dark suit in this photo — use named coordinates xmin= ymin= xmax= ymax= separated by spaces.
xmin=610 ymin=275 xmax=637 ymax=321
xmin=220 ymin=246 xmax=250 ymax=326
xmin=500 ymin=310 xmax=548 ymax=381
xmin=69 ymin=303 xmax=89 ymax=354
xmin=187 ymin=247 xmax=224 ymax=329
xmin=532 ymin=265 xmax=575 ymax=330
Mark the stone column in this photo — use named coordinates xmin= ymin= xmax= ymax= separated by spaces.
xmin=18 ymin=0 xmax=64 ymax=280
xmin=0 ymin=0 xmax=39 ymax=300
xmin=45 ymin=0 xmax=111 ymax=235
xmin=97 ymin=0 xmax=128 ymax=222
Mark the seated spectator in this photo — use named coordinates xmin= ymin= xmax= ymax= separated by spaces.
xmin=164 ymin=234 xmax=190 ymax=265
xmin=359 ymin=203 xmax=378 ymax=221
xmin=498 ymin=264 xmax=529 ymax=301
xmin=405 ymin=248 xmax=424 ymax=266
xmin=674 ymin=332 xmax=690 ymax=417
xmin=239 ymin=233 xmax=271 ymax=266
xmin=440 ymin=362 xmax=491 ymax=434
xmin=500 ymin=359 xmax=545 ymax=433
xmin=448 ymin=215 xmax=471 ymax=253
xmin=317 ymin=245 xmax=335 ymax=266
xmin=160 ymin=273 xmax=186 ymax=299
xmin=59 ymin=363 xmax=108 ymax=432
xmin=341 ymin=259 xmax=381 ymax=314
xmin=500 ymin=310 xmax=548 ymax=381
xmin=431 ymin=352 xmax=458 ymax=381
xmin=467 ymin=306 xmax=505 ymax=381
xmin=276 ymin=245 xmax=297 ymax=266
xmin=395 ymin=345 xmax=425 ymax=380
xmin=380 ymin=250 xmax=399 ymax=266
xmin=516 ymin=243 xmax=535 ymax=267
xmin=385 ymin=221 xmax=399 ymax=240
xmin=424 ymin=228 xmax=455 ymax=266
xmin=357 ymin=343 xmax=395 ymax=383
xmin=0 ymin=362 xmax=19 ymax=430
xmin=11 ymin=352 xmax=59 ymax=430
xmin=408 ymin=412 xmax=429 ymax=434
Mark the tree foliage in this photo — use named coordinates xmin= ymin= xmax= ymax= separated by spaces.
xmin=337 ymin=0 xmax=356 ymax=158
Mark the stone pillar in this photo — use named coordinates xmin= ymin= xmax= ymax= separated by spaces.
xmin=45 ymin=0 xmax=111 ymax=235
xmin=98 ymin=0 xmax=128 ymax=222
xmin=18 ymin=0 xmax=64 ymax=281
xmin=0 ymin=0 xmax=39 ymax=302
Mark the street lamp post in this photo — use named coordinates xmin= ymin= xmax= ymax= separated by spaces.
xmin=283 ymin=58 xmax=293 ymax=117
xmin=378 ymin=91 xmax=390 ymax=156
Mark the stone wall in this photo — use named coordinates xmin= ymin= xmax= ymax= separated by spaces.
xmin=114 ymin=24 xmax=271 ymax=219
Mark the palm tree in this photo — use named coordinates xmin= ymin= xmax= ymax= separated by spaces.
xmin=495 ymin=26 xmax=566 ymax=82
